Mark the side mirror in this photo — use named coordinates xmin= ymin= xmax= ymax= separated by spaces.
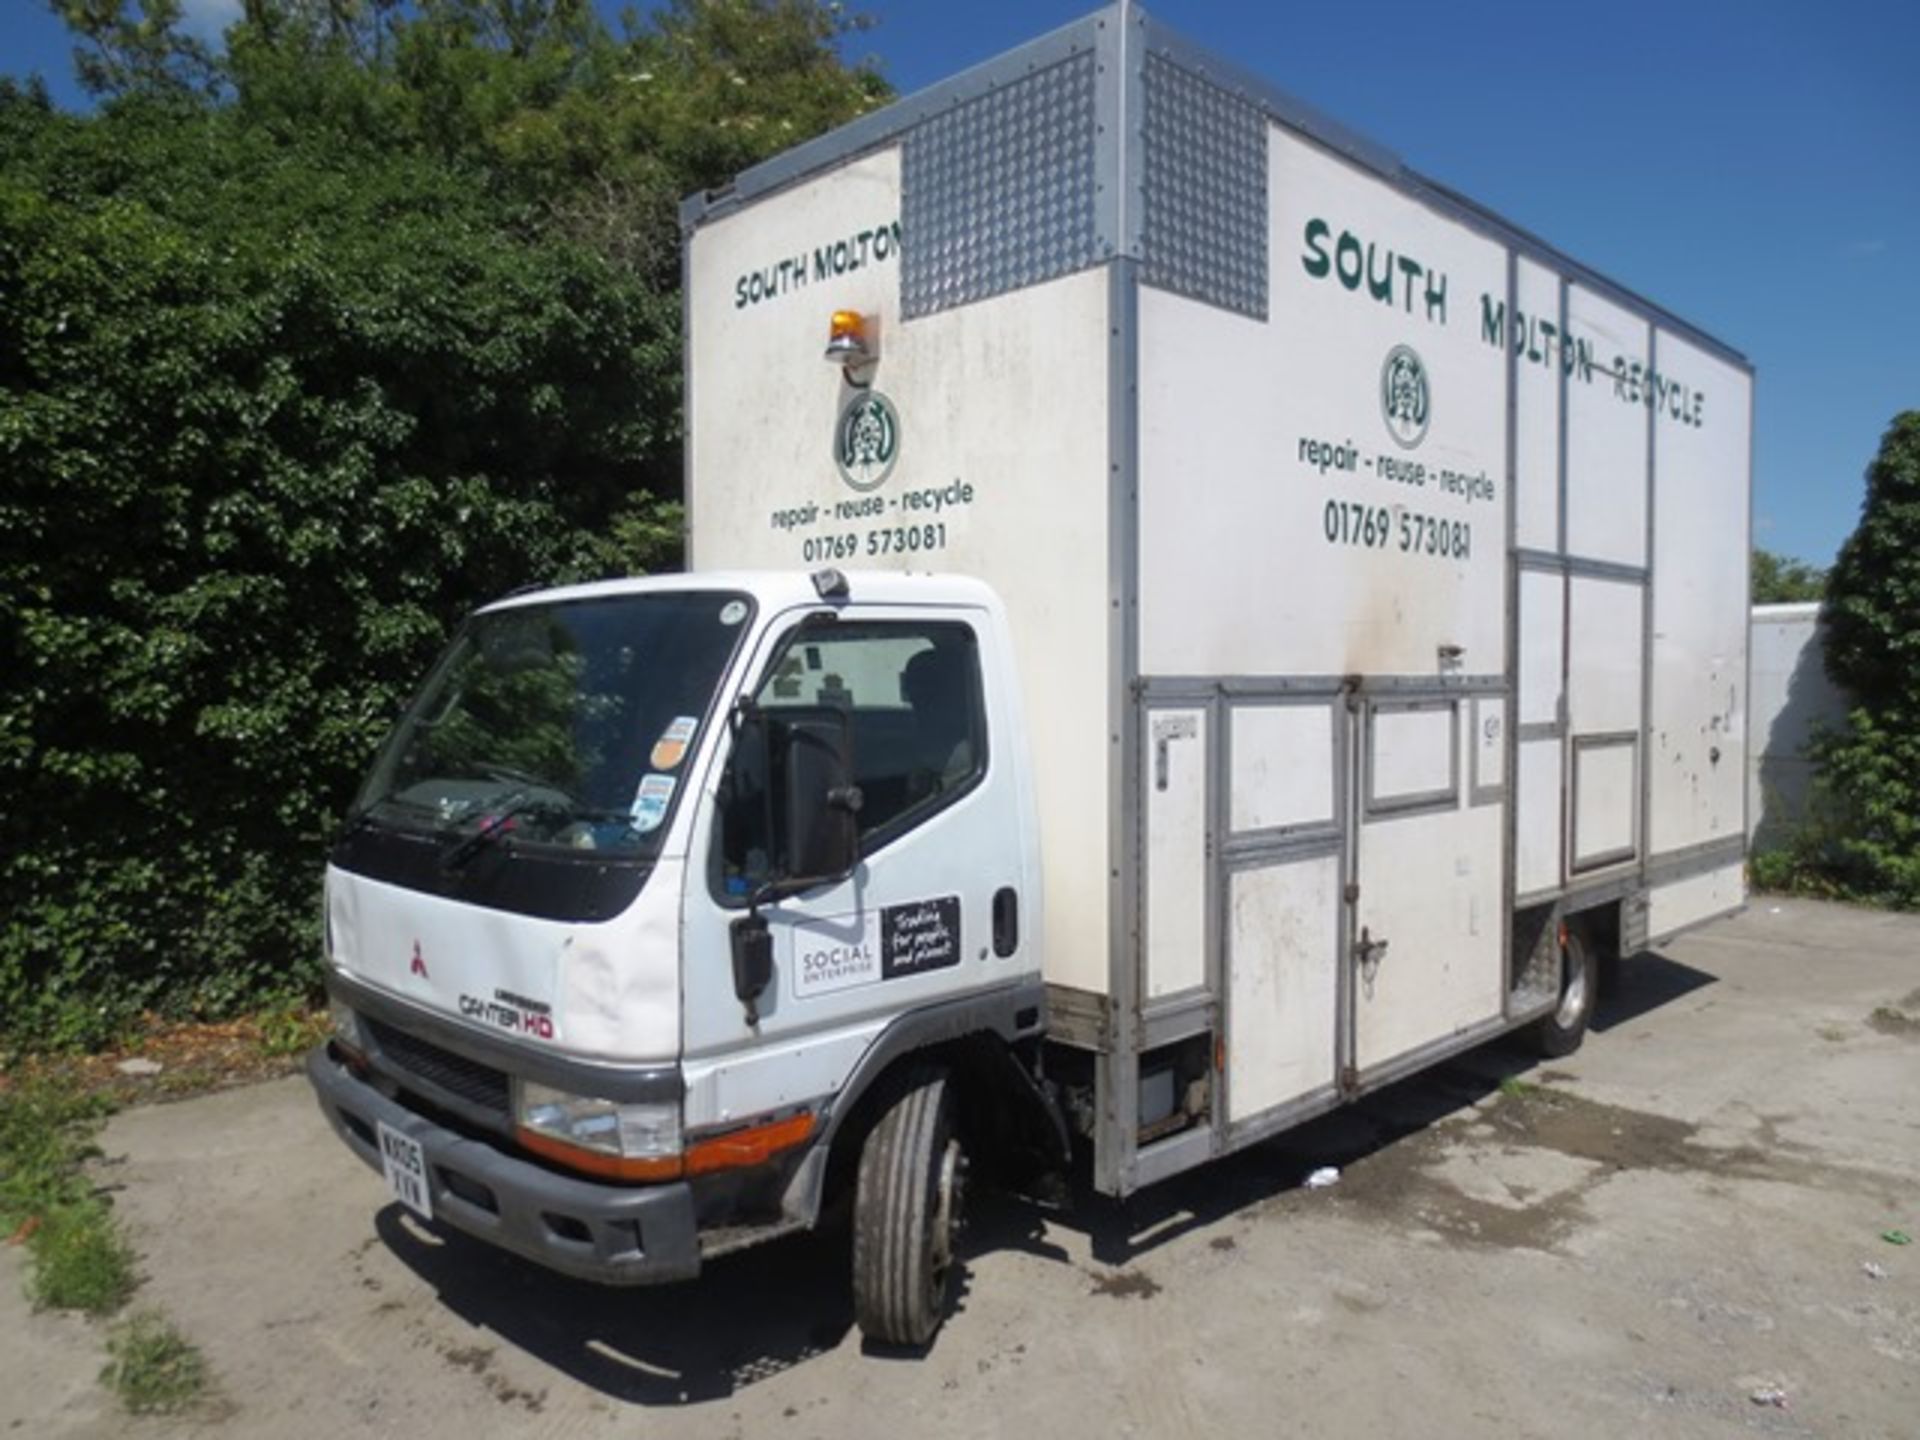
xmin=781 ymin=710 xmax=862 ymax=886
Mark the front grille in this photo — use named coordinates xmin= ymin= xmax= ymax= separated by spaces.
xmin=366 ymin=1018 xmax=511 ymax=1119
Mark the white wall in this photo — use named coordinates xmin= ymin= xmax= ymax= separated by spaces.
xmin=1748 ymin=604 xmax=1849 ymax=845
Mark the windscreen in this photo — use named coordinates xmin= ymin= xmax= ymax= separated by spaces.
xmin=352 ymin=590 xmax=753 ymax=866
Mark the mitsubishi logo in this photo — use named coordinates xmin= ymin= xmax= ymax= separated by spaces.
xmin=410 ymin=941 xmax=429 ymax=980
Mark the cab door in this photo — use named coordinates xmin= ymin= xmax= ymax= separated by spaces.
xmin=677 ymin=605 xmax=1033 ymax=1130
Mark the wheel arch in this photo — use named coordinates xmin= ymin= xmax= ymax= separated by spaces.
xmin=779 ymin=980 xmax=1063 ymax=1227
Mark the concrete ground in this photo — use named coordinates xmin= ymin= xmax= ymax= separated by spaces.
xmin=4 ymin=897 xmax=1916 ymax=1438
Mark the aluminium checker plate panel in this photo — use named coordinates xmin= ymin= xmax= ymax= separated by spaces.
xmin=1140 ymin=52 xmax=1268 ymax=320
xmin=901 ymin=53 xmax=1101 ymax=319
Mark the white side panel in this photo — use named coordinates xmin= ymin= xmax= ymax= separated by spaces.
xmin=686 ymin=151 xmax=1114 ymax=992
xmin=1230 ymin=704 xmax=1335 ymax=833
xmin=1572 ymin=740 xmax=1637 ymax=869
xmin=1226 ymin=856 xmax=1340 ymax=1122
xmin=1513 ymin=257 xmax=1563 ymax=553
xmin=1650 ymin=335 xmax=1753 ymax=856
xmin=1516 ymin=739 xmax=1562 ymax=896
xmin=1567 ymin=577 xmax=1644 ymax=735
xmin=1139 ymin=126 xmax=1510 ymax=680
xmin=1145 ymin=710 xmax=1209 ymax=999
xmin=1369 ymin=703 xmax=1456 ymax=807
xmin=1564 ymin=287 xmax=1649 ymax=568
xmin=1518 ymin=569 xmax=1565 ymax=726
xmin=1470 ymin=696 xmax=1504 ymax=799
xmin=1647 ymin=862 xmax=1745 ymax=943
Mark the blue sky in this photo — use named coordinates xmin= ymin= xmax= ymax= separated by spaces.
xmin=9 ymin=0 xmax=1915 ymax=566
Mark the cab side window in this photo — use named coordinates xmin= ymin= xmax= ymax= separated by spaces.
xmin=715 ymin=620 xmax=987 ymax=896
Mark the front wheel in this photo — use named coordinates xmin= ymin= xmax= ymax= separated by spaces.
xmin=1529 ymin=922 xmax=1598 ymax=1058
xmin=851 ymin=1069 xmax=965 ymax=1346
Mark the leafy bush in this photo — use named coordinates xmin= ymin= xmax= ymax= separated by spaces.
xmin=1751 ymin=547 xmax=1825 ymax=604
xmin=1 ymin=2 xmax=887 ymax=1047
xmin=0 ymin=96 xmax=679 ymax=1044
xmin=1810 ymin=413 xmax=1920 ymax=908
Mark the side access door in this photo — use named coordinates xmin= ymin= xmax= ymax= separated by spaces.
xmin=1346 ymin=688 xmax=1508 ymax=1081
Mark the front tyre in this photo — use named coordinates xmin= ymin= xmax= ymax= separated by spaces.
xmin=1529 ymin=921 xmax=1598 ymax=1058
xmin=852 ymin=1070 xmax=964 ymax=1346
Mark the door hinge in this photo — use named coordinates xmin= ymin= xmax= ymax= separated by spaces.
xmin=1344 ymin=881 xmax=1360 ymax=904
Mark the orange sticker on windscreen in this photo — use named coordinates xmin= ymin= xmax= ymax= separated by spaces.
xmin=650 ymin=716 xmax=698 ymax=771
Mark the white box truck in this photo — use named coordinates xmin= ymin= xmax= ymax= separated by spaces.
xmin=309 ymin=3 xmax=1753 ymax=1345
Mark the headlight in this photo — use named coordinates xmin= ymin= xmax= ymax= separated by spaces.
xmin=328 ymin=999 xmax=364 ymax=1054
xmin=514 ymin=1080 xmax=682 ymax=1180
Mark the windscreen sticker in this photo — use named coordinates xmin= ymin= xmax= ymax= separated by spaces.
xmin=629 ymin=773 xmax=676 ymax=833
xmin=719 ymin=599 xmax=748 ymax=626
xmin=881 ymin=897 xmax=961 ymax=980
xmin=650 ymin=716 xmax=699 ymax=771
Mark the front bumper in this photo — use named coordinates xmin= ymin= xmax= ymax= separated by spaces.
xmin=307 ymin=1045 xmax=701 ymax=1285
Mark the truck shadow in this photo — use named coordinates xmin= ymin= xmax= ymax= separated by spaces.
xmin=372 ymin=948 xmax=1715 ymax=1398
xmin=1035 ymin=947 xmax=1719 ymax=1269
xmin=374 ymin=1202 xmax=881 ymax=1403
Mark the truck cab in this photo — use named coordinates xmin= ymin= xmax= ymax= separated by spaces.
xmin=310 ymin=570 xmax=1059 ymax=1346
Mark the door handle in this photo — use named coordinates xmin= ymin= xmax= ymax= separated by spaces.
xmin=1152 ymin=715 xmax=1197 ymax=791
xmin=992 ymin=887 xmax=1019 ymax=958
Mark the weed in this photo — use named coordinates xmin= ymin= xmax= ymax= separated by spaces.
xmin=0 ymin=1080 xmax=134 ymax=1313
xmin=0 ymin=1083 xmax=112 ymax=1221
xmin=1868 ymin=1005 xmax=1919 ymax=1038
xmin=1498 ymin=1077 xmax=1539 ymax=1100
xmin=3 ymin=1079 xmax=214 ymax=1413
xmin=101 ymin=1311 xmax=208 ymax=1414
xmin=257 ymin=1005 xmax=327 ymax=1060
xmin=28 ymin=1203 xmax=136 ymax=1313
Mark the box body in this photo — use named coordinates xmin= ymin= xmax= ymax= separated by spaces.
xmin=684 ymin=5 xmax=1752 ymax=1192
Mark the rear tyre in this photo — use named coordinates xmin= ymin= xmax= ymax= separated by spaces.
xmin=852 ymin=1069 xmax=964 ymax=1347
xmin=1529 ymin=922 xmax=1598 ymax=1058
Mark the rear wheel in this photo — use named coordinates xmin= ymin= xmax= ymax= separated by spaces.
xmin=1529 ymin=922 xmax=1598 ymax=1058
xmin=851 ymin=1069 xmax=965 ymax=1346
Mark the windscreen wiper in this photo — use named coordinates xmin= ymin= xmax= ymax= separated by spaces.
xmin=439 ymin=791 xmax=539 ymax=872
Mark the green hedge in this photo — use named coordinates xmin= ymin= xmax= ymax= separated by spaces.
xmin=0 ymin=94 xmax=679 ymax=1047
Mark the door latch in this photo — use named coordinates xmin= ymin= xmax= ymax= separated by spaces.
xmin=1353 ymin=925 xmax=1389 ymax=971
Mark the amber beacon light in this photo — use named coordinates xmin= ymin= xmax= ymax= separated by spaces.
xmin=824 ymin=309 xmax=874 ymax=367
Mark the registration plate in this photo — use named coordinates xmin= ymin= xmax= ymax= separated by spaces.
xmin=376 ymin=1121 xmax=433 ymax=1221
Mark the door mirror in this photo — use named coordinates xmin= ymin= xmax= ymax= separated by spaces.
xmin=730 ymin=913 xmax=773 ymax=1023
xmin=779 ymin=708 xmax=862 ymax=887
xmin=721 ymin=702 xmax=862 ymax=901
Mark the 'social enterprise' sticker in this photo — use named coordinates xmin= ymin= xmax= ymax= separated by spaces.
xmin=629 ymin=774 xmax=677 ymax=833
xmin=719 ymin=599 xmax=748 ymax=626
xmin=650 ymin=715 xmax=698 ymax=771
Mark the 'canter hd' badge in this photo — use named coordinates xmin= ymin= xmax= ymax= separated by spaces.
xmin=1380 ymin=345 xmax=1431 ymax=450
xmin=835 ymin=390 xmax=901 ymax=491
